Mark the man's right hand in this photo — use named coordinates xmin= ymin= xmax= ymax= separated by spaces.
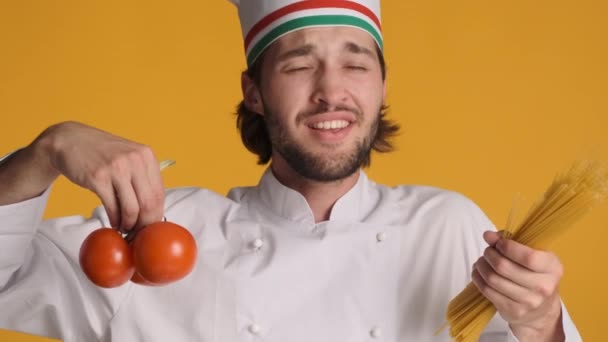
xmin=0 ymin=121 xmax=165 ymax=231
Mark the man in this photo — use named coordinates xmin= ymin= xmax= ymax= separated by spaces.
xmin=0 ymin=0 xmax=581 ymax=341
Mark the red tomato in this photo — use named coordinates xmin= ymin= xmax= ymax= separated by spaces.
xmin=130 ymin=270 xmax=158 ymax=286
xmin=79 ymin=228 xmax=134 ymax=288
xmin=131 ymin=221 xmax=197 ymax=285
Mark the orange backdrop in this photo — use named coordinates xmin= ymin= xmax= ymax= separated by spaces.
xmin=1 ymin=0 xmax=606 ymax=340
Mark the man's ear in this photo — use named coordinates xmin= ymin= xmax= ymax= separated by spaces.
xmin=241 ymin=72 xmax=264 ymax=115
xmin=382 ymin=79 xmax=387 ymax=101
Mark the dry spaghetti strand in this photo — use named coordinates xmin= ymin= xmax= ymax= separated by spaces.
xmin=442 ymin=160 xmax=608 ymax=342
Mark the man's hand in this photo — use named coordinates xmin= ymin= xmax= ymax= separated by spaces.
xmin=472 ymin=231 xmax=565 ymax=341
xmin=0 ymin=121 xmax=165 ymax=231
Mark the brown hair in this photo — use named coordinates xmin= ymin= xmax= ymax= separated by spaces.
xmin=236 ymin=46 xmax=400 ymax=166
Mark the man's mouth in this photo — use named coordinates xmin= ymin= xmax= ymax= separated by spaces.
xmin=309 ymin=120 xmax=351 ymax=130
xmin=302 ymin=111 xmax=358 ymax=142
xmin=305 ymin=119 xmax=355 ymax=143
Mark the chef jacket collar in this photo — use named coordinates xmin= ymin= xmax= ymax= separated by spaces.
xmin=255 ymin=167 xmax=368 ymax=226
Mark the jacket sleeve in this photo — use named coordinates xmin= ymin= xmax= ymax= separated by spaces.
xmin=0 ymin=152 xmax=131 ymax=341
xmin=478 ymin=301 xmax=582 ymax=341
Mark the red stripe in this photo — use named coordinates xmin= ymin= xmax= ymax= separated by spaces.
xmin=244 ymin=0 xmax=381 ymax=50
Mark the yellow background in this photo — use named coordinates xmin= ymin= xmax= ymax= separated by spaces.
xmin=1 ymin=0 xmax=606 ymax=340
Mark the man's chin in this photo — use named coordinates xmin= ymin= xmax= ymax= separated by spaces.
xmin=292 ymin=156 xmax=362 ymax=182
xmin=276 ymin=140 xmax=369 ymax=182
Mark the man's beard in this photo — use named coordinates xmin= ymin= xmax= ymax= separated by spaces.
xmin=263 ymin=104 xmax=379 ymax=182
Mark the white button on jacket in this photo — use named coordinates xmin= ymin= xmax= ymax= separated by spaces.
xmin=370 ymin=326 xmax=382 ymax=338
xmin=248 ymin=323 xmax=261 ymax=335
xmin=0 ymin=153 xmax=581 ymax=341
xmin=251 ymin=237 xmax=264 ymax=250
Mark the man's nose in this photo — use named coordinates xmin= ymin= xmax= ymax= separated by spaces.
xmin=310 ymin=66 xmax=348 ymax=107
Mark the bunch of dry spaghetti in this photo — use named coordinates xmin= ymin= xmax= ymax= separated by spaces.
xmin=442 ymin=160 xmax=608 ymax=342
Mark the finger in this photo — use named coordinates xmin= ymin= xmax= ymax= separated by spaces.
xmin=92 ymin=180 xmax=120 ymax=228
xmin=496 ymin=238 xmax=556 ymax=273
xmin=483 ymin=246 xmax=541 ymax=289
xmin=132 ymin=147 xmax=164 ymax=229
xmin=475 ymin=257 xmax=531 ymax=303
xmin=131 ymin=173 xmax=163 ymax=229
xmin=112 ymin=174 xmax=140 ymax=231
xmin=471 ymin=268 xmax=517 ymax=310
xmin=483 ymin=230 xmax=501 ymax=246
xmin=145 ymin=151 xmax=165 ymax=216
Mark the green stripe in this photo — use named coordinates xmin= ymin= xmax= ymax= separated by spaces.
xmin=247 ymin=15 xmax=383 ymax=66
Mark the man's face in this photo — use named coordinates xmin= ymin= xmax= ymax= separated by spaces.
xmin=254 ymin=26 xmax=385 ymax=182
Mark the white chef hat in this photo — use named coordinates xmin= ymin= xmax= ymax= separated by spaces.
xmin=228 ymin=0 xmax=383 ymax=66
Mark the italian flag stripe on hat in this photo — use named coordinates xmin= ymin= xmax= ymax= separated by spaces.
xmin=229 ymin=0 xmax=383 ymax=66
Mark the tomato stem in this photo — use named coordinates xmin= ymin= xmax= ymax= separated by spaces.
xmin=124 ymin=229 xmax=137 ymax=243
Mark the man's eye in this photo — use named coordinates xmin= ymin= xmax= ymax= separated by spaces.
xmin=286 ymin=66 xmax=311 ymax=73
xmin=346 ymin=65 xmax=367 ymax=71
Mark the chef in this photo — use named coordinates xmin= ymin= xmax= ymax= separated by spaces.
xmin=0 ymin=0 xmax=581 ymax=341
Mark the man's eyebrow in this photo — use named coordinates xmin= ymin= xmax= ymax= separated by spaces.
xmin=277 ymin=44 xmax=315 ymax=62
xmin=344 ymin=41 xmax=375 ymax=59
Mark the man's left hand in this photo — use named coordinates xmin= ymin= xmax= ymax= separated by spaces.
xmin=472 ymin=230 xmax=565 ymax=341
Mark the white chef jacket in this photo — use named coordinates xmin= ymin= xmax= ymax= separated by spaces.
xmin=0 ymin=154 xmax=581 ymax=342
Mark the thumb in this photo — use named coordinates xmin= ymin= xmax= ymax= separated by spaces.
xmin=483 ymin=230 xmax=504 ymax=246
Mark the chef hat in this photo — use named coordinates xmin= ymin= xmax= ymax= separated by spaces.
xmin=229 ymin=0 xmax=383 ymax=66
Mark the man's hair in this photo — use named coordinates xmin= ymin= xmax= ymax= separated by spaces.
xmin=236 ymin=45 xmax=400 ymax=166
